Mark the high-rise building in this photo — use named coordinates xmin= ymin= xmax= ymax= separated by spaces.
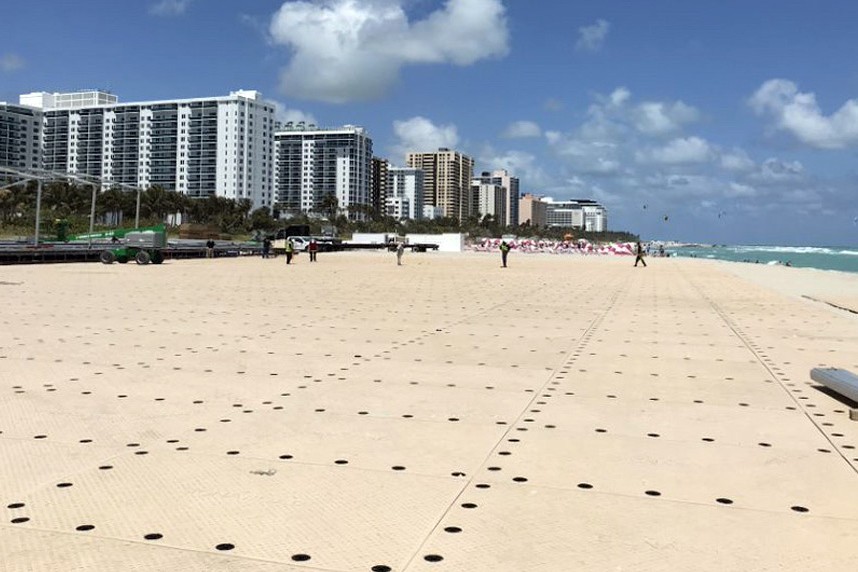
xmin=519 ymin=193 xmax=548 ymax=227
xmin=0 ymin=103 xmax=42 ymax=171
xmin=20 ymin=89 xmax=275 ymax=209
xmin=475 ymin=169 xmax=519 ymax=226
xmin=371 ymin=157 xmax=389 ymax=218
xmin=406 ymin=148 xmax=474 ymax=221
xmin=273 ymin=125 xmax=373 ymax=219
xmin=470 ymin=181 xmax=507 ymax=224
xmin=544 ymin=199 xmax=608 ymax=231
xmin=387 ymin=167 xmax=424 ymax=221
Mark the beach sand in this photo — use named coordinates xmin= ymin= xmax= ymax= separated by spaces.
xmin=1 ymin=252 xmax=857 ymax=571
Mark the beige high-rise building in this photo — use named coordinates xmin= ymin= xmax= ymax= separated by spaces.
xmin=519 ymin=193 xmax=548 ymax=227
xmin=406 ymin=148 xmax=474 ymax=221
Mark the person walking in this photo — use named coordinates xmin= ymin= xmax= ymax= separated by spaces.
xmin=308 ymin=239 xmax=318 ymax=262
xmin=396 ymin=242 xmax=404 ymax=266
xmin=262 ymin=237 xmax=271 ymax=259
xmin=634 ymin=241 xmax=647 ymax=267
xmin=285 ymin=238 xmax=295 ymax=265
xmin=499 ymin=240 xmax=511 ymax=268
xmin=206 ymin=238 xmax=215 ymax=259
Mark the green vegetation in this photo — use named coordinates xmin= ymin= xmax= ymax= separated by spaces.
xmin=0 ymin=182 xmax=638 ymax=243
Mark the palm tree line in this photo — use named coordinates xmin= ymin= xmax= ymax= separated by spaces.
xmin=0 ymin=183 xmax=638 ymax=243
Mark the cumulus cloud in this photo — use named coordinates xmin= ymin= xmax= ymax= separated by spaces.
xmin=271 ymin=101 xmax=318 ymax=126
xmin=754 ymin=157 xmax=805 ymax=183
xmin=637 ymin=136 xmax=714 ymax=165
xmin=502 ymin=120 xmax=541 ymax=139
xmin=576 ymin=19 xmax=610 ymax=52
xmin=392 ymin=116 xmax=459 ymax=160
xmin=150 ymin=0 xmax=192 ymax=16
xmin=544 ymin=98 xmax=564 ymax=112
xmin=725 ymin=182 xmax=758 ymax=198
xmin=0 ymin=53 xmax=24 ymax=72
xmin=633 ymin=101 xmax=700 ymax=136
xmin=720 ymin=148 xmax=755 ymax=172
xmin=749 ymin=79 xmax=858 ymax=149
xmin=546 ymin=131 xmax=621 ymax=174
xmin=478 ymin=148 xmax=552 ymax=188
xmin=269 ymin=0 xmax=509 ymax=103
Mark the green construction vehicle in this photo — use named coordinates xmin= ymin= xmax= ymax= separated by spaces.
xmin=65 ymin=225 xmax=167 ymax=265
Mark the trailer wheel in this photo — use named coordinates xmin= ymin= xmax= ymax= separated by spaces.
xmin=100 ymin=250 xmax=117 ymax=264
xmin=152 ymin=251 xmax=164 ymax=264
xmin=135 ymin=251 xmax=151 ymax=265
xmin=117 ymin=256 xmax=129 ymax=264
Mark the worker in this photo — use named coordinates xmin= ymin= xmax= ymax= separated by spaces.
xmin=206 ymin=238 xmax=215 ymax=259
xmin=499 ymin=240 xmax=510 ymax=268
xmin=308 ymin=239 xmax=319 ymax=262
xmin=396 ymin=242 xmax=404 ymax=266
xmin=285 ymin=238 xmax=295 ymax=265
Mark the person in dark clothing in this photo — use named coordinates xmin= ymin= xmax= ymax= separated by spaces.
xmin=308 ymin=239 xmax=318 ymax=262
xmin=499 ymin=240 xmax=511 ymax=268
xmin=634 ymin=241 xmax=647 ymax=267
xmin=262 ymin=237 xmax=272 ymax=259
xmin=206 ymin=238 xmax=215 ymax=259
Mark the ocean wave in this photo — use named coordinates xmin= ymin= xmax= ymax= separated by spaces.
xmin=731 ymin=245 xmax=849 ymax=255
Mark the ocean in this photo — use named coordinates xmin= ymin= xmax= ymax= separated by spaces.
xmin=669 ymin=245 xmax=858 ymax=274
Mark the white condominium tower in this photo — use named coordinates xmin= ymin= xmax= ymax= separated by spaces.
xmin=0 ymin=103 xmax=42 ymax=171
xmin=273 ymin=124 xmax=373 ymax=219
xmin=406 ymin=148 xmax=474 ymax=221
xmin=387 ymin=167 xmax=425 ymax=221
xmin=20 ymin=89 xmax=275 ymax=209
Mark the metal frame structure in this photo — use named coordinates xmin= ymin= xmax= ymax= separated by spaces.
xmin=0 ymin=166 xmax=144 ymax=247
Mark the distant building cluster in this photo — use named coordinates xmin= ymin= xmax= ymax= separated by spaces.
xmin=1 ymin=88 xmax=607 ymax=230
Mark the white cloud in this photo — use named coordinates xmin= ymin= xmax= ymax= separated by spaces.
xmin=150 ymin=0 xmax=192 ymax=16
xmin=576 ymin=19 xmax=610 ymax=52
xmin=269 ymin=0 xmax=509 ymax=103
xmin=749 ymin=79 xmax=858 ymax=149
xmin=392 ymin=116 xmax=459 ymax=160
xmin=269 ymin=101 xmax=318 ymax=127
xmin=720 ymin=148 xmax=755 ymax=172
xmin=0 ymin=53 xmax=24 ymax=72
xmin=754 ymin=157 xmax=805 ymax=183
xmin=502 ymin=120 xmax=541 ymax=139
xmin=637 ymin=136 xmax=714 ymax=165
xmin=633 ymin=101 xmax=700 ymax=136
xmin=478 ymin=148 xmax=551 ymax=188
xmin=726 ymin=182 xmax=758 ymax=198
xmin=545 ymin=131 xmax=621 ymax=174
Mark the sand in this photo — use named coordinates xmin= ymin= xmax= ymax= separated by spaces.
xmin=1 ymin=252 xmax=857 ymax=571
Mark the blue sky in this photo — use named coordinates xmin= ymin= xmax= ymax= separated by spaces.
xmin=3 ymin=0 xmax=858 ymax=245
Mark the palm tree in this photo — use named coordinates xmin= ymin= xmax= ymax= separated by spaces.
xmin=318 ymin=192 xmax=339 ymax=221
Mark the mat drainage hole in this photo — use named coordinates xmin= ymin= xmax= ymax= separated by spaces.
xmin=75 ymin=524 xmax=95 ymax=532
xmin=391 ymin=466 xmax=406 ymax=471
xmin=577 ymin=483 xmax=593 ymax=490
xmin=716 ymin=498 xmax=734 ymax=505
xmin=7 ymin=503 xmax=25 ymax=509
xmin=512 ymin=477 xmax=528 ymax=483
xmin=226 ymin=451 xmax=240 ymax=456
xmin=791 ymin=505 xmax=809 ymax=513
xmin=335 ymin=459 xmax=349 ymax=465
xmin=645 ymin=490 xmax=661 ymax=497
xmin=279 ymin=454 xmax=293 ymax=460
xmin=10 ymin=517 xmax=29 ymax=524
xmin=291 ymin=554 xmax=311 ymax=562
xmin=371 ymin=566 xmax=392 ymax=572
xmin=647 ymin=433 xmax=660 ymax=438
xmin=461 ymin=503 xmax=478 ymax=509
xmin=444 ymin=526 xmax=462 ymax=533
xmin=475 ymin=483 xmax=491 ymax=489
xmin=758 ymin=442 xmax=771 ymax=447
xmin=56 ymin=482 xmax=73 ymax=488
xmin=424 ymin=555 xmax=444 ymax=563
xmin=215 ymin=543 xmax=234 ymax=551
